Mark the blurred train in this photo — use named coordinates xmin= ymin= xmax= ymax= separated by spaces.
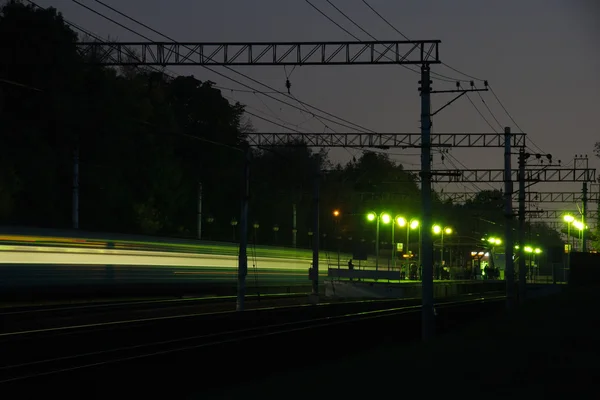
xmin=0 ymin=230 xmax=349 ymax=300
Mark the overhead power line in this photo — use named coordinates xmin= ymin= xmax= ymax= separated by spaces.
xmin=359 ymin=0 xmax=410 ymax=40
xmin=360 ymin=0 xmax=487 ymax=83
xmin=21 ymin=0 xmax=315 ymax=151
xmin=25 ymin=0 xmax=308 ymax=136
xmin=87 ymin=0 xmax=376 ymax=134
xmin=488 ymin=84 xmax=545 ymax=155
xmin=89 ymin=0 xmax=360 ymax=160
xmin=307 ymin=0 xmax=461 ymax=83
xmin=0 ymin=77 xmax=43 ymax=92
xmin=359 ymin=0 xmax=547 ymax=155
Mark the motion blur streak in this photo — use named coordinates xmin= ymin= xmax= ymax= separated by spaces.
xmin=0 ymin=233 xmax=339 ymax=292
xmin=0 ymin=244 xmax=324 ymax=269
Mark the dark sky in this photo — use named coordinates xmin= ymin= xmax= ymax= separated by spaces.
xmin=34 ymin=0 xmax=600 ymax=222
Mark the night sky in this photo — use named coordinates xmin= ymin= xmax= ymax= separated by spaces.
xmin=32 ymin=0 xmax=600 ymax=221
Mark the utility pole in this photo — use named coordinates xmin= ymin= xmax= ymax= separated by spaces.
xmin=72 ymin=146 xmax=79 ymax=230
xmin=236 ymin=147 xmax=250 ymax=312
xmin=582 ymin=182 xmax=588 ymax=252
xmin=419 ymin=64 xmax=435 ymax=341
xmin=197 ymin=182 xmax=203 ymax=240
xmin=504 ymin=127 xmax=514 ymax=309
xmin=292 ymin=203 xmax=297 ymax=248
xmin=518 ymin=148 xmax=527 ymax=303
xmin=311 ymin=164 xmax=320 ymax=300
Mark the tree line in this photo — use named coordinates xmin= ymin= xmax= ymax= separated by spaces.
xmin=0 ymin=1 xmax=564 ymax=255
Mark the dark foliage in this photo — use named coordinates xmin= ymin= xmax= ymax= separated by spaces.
xmin=0 ymin=1 xmax=562 ymax=253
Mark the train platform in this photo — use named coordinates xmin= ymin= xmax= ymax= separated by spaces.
xmin=210 ymin=285 xmax=600 ymax=398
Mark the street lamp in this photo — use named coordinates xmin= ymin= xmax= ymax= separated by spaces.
xmin=564 ymin=214 xmax=575 ymax=252
xmin=523 ymin=246 xmax=542 ymax=281
xmin=333 ymin=210 xmax=341 ymax=268
xmin=487 ymin=237 xmax=502 ymax=246
xmin=392 ymin=216 xmax=407 ymax=270
xmin=366 ymin=211 xmax=391 ymax=270
xmin=433 ymin=225 xmax=453 ymax=271
xmin=407 ymin=218 xmax=419 ymax=268
xmin=573 ymin=220 xmax=585 ymax=251
xmin=483 ymin=236 xmax=502 ymax=279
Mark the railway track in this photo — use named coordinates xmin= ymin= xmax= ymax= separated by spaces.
xmin=0 ymin=292 xmax=318 ymax=334
xmin=0 ymin=294 xmax=505 ymax=395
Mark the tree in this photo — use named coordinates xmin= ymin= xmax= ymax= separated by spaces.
xmin=0 ymin=2 xmax=250 ymax=239
xmin=0 ymin=1 xmax=82 ymax=226
xmin=249 ymin=142 xmax=328 ymax=245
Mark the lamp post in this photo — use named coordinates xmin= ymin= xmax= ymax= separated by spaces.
xmin=564 ymin=215 xmax=574 ymax=252
xmin=573 ymin=220 xmax=585 ymax=251
xmin=367 ymin=212 xmax=391 ymax=271
xmin=406 ymin=219 xmax=419 ymax=258
xmin=333 ymin=210 xmax=341 ymax=268
xmin=533 ymin=247 xmax=541 ymax=282
xmin=485 ymin=236 xmax=502 ymax=279
xmin=405 ymin=219 xmax=419 ymax=278
xmin=394 ymin=216 xmax=407 ymax=270
xmin=433 ymin=225 xmax=453 ymax=272
xmin=524 ymin=246 xmax=533 ymax=281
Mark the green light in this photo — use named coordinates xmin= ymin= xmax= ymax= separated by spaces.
xmin=396 ymin=217 xmax=407 ymax=227
xmin=410 ymin=220 xmax=419 ymax=229
xmin=445 ymin=227 xmax=453 ymax=235
xmin=524 ymin=246 xmax=533 ymax=253
xmin=573 ymin=220 xmax=584 ymax=230
xmin=433 ymin=225 xmax=441 ymax=234
xmin=487 ymin=237 xmax=501 ymax=245
xmin=534 ymin=248 xmax=542 ymax=254
xmin=367 ymin=213 xmax=376 ymax=221
xmin=564 ymin=215 xmax=575 ymax=223
xmin=381 ymin=213 xmax=391 ymax=224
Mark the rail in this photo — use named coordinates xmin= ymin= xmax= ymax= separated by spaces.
xmin=0 ymin=294 xmax=505 ymax=385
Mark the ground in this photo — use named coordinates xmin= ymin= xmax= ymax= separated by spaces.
xmin=207 ymin=285 xmax=600 ymax=399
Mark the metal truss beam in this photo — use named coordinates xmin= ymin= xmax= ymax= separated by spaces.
xmin=527 ymin=210 xmax=598 ymax=219
xmin=401 ymin=168 xmax=596 ymax=183
xmin=352 ymin=192 xmax=411 ymax=201
xmin=247 ymin=132 xmax=526 ymax=148
xmin=77 ymin=40 xmax=440 ymax=66
xmin=438 ymin=191 xmax=599 ymax=203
